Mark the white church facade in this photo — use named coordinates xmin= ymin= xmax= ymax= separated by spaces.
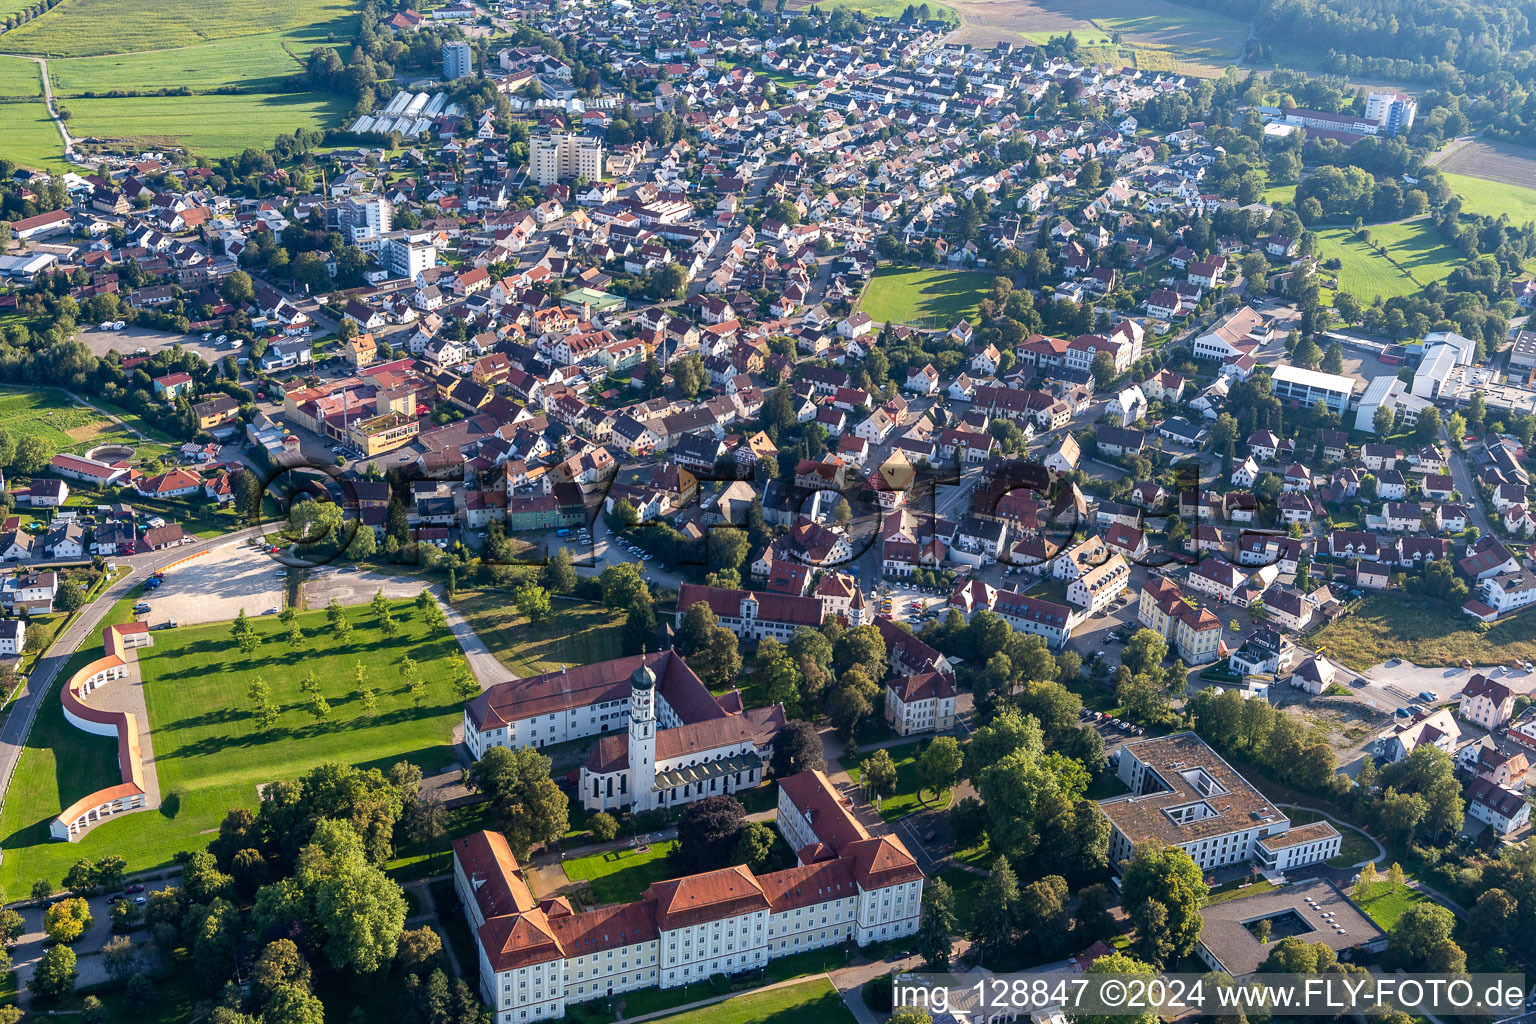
xmin=463 ymin=653 xmax=784 ymax=814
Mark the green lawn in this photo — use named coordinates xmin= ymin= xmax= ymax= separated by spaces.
xmin=807 ymin=0 xmax=957 ymax=24
xmin=1353 ymin=880 xmax=1428 ymax=930
xmin=562 ymin=839 xmax=679 ymax=905
xmin=450 ymin=590 xmax=626 ymax=677
xmin=64 ymin=91 xmax=353 ymax=158
xmin=0 ymin=597 xmax=139 ymax=894
xmin=1313 ymin=222 xmax=1464 ymax=301
xmin=0 ymin=599 xmax=465 ymax=894
xmin=847 ymin=740 xmax=953 ymax=821
xmin=1443 ymin=173 xmax=1536 ymax=226
xmin=1285 ymin=808 xmax=1379 ymax=867
xmin=3 ymin=0 xmax=357 ymax=57
xmin=1310 ymin=592 xmax=1536 ymax=670
xmin=642 ymin=979 xmax=856 ymax=1024
xmin=859 ymin=266 xmax=988 ymax=328
xmin=0 ymin=56 xmax=43 ymax=96
xmin=0 ymin=97 xmax=66 ymax=169
xmin=1263 ymin=184 xmax=1297 ymax=206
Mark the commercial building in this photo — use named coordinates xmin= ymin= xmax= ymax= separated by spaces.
xmin=1101 ymin=732 xmax=1340 ymax=874
xmin=1137 ymin=578 xmax=1222 ymax=664
xmin=382 ymin=232 xmax=438 ymax=281
xmin=531 ymin=134 xmax=604 ymax=187
xmin=453 ymin=770 xmax=923 ymax=1022
xmin=1270 ymin=364 xmax=1356 ymax=416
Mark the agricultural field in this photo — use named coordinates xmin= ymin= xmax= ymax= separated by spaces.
xmin=2 ymin=0 xmax=357 ymax=57
xmin=946 ymin=0 xmax=1245 ymax=74
xmin=1312 ymin=221 xmax=1464 ymax=301
xmin=0 ymin=387 xmax=127 ymax=451
xmin=63 ymin=91 xmax=352 ymax=157
xmin=0 ymin=599 xmax=466 ymax=894
xmin=859 ymin=265 xmax=989 ymax=327
xmin=0 ymin=56 xmax=43 ymax=97
xmin=1443 ymin=173 xmax=1536 ymax=227
xmin=1432 ymin=138 xmax=1536 ymax=190
xmin=48 ymin=33 xmax=312 ymax=95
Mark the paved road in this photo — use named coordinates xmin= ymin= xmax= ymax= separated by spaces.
xmin=1444 ymin=429 xmax=1495 ymax=537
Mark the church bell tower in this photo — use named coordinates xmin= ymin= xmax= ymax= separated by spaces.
xmin=627 ymin=663 xmax=658 ymax=812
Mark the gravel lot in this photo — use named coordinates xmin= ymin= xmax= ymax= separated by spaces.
xmin=300 ymin=565 xmax=429 ymax=610
xmin=76 ymin=323 xmax=236 ymax=365
xmin=136 ymin=540 xmax=287 ymax=626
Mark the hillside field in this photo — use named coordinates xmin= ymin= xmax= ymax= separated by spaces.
xmin=3 ymin=0 xmax=356 ymax=57
xmin=63 ymin=92 xmax=352 ymax=156
xmin=48 ymin=33 xmax=312 ymax=95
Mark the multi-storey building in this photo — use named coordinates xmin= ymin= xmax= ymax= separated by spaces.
xmin=443 ymin=40 xmax=473 ymax=79
xmin=884 ymin=671 xmax=956 ymax=735
xmin=1137 ymin=578 xmax=1222 ymax=664
xmin=1101 ymin=733 xmax=1340 ymax=874
xmin=531 ymin=134 xmax=605 ymax=186
xmin=674 ymin=583 xmax=828 ymax=641
xmin=454 ymin=770 xmax=923 ymax=1022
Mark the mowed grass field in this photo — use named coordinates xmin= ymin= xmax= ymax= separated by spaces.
xmin=64 ymin=92 xmax=352 ymax=157
xmin=0 ymin=56 xmax=43 ymax=96
xmin=1444 ymin=173 xmax=1536 ymax=226
xmin=1313 ymin=221 xmax=1464 ymax=301
xmin=0 ymin=101 xmax=65 ymax=170
xmin=3 ymin=0 xmax=357 ymax=57
xmin=644 ymin=979 xmax=856 ymax=1024
xmin=0 ymin=600 xmax=466 ymax=894
xmin=860 ymin=265 xmax=988 ymax=327
xmin=0 ymin=598 xmax=137 ymax=896
xmin=49 ymin=34 xmax=311 ymax=95
xmin=563 ymin=839 xmax=680 ymax=905
xmin=0 ymin=387 xmax=123 ymax=450
xmin=450 ymin=589 xmax=626 ymax=677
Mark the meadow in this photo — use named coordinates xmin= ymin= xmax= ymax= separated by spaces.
xmin=643 ymin=979 xmax=856 ymax=1024
xmin=1444 ymin=173 xmax=1536 ymax=226
xmin=0 ymin=97 xmax=68 ymax=170
xmin=0 ymin=56 xmax=43 ymax=97
xmin=48 ymin=33 xmax=312 ymax=95
xmin=0 ymin=599 xmax=466 ymax=893
xmin=1312 ymin=221 xmax=1463 ymax=301
xmin=63 ymin=92 xmax=352 ymax=157
xmin=0 ymin=387 xmax=122 ymax=450
xmin=1310 ymin=592 xmax=1536 ymax=670
xmin=859 ymin=265 xmax=989 ymax=327
xmin=3 ymin=0 xmax=357 ymax=57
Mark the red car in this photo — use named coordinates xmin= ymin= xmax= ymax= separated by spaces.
xmin=125 ymin=884 xmax=145 ymax=894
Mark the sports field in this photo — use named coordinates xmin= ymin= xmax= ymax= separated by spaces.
xmin=63 ymin=92 xmax=352 ymax=156
xmin=1444 ymin=173 xmax=1536 ymax=226
xmin=0 ymin=600 xmax=465 ymax=893
xmin=859 ymin=265 xmax=988 ymax=327
xmin=1313 ymin=221 xmax=1464 ymax=301
xmin=3 ymin=0 xmax=356 ymax=57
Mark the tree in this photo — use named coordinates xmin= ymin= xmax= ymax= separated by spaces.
xmin=465 ymin=746 xmax=569 ymax=859
xmin=295 ymin=819 xmax=408 ymax=974
xmin=917 ymin=877 xmax=958 ymax=969
xmin=1120 ymin=844 xmax=1207 ymax=966
xmin=514 ymin=582 xmax=551 ymax=623
xmin=262 ymin=984 xmax=326 ymax=1024
xmin=916 ymin=737 xmax=963 ymax=799
xmin=692 ymin=625 xmax=742 ymax=689
xmin=1373 ymin=405 xmax=1395 ymax=440
xmin=65 ymin=858 xmax=96 ymax=895
xmin=1321 ymin=341 xmax=1344 ymax=374
xmin=30 ymin=945 xmax=77 ymax=1001
xmin=1353 ymin=860 xmax=1378 ymax=899
xmin=1387 ymin=861 xmax=1405 ymax=891
xmin=861 ymin=748 xmax=898 ymax=801
xmin=1020 ymin=875 xmax=1071 ymax=959
xmin=971 ymin=856 xmax=1020 ymax=959
xmin=770 ymin=719 xmax=825 ymax=777
xmin=1293 ymin=336 xmax=1323 ymax=370
xmin=541 ymin=547 xmax=576 ymax=595
xmin=731 ymin=822 xmax=777 ymax=871
xmin=1121 ymin=629 xmax=1168 ymax=681
xmin=102 ymin=934 xmax=141 ymax=984
xmin=670 ymin=795 xmax=747 ymax=874
xmin=44 ymin=897 xmax=92 ymax=944
xmin=1072 ymin=952 xmax=1159 ymax=1024
xmin=1390 ymin=903 xmax=1457 ymax=971
xmin=327 ymin=598 xmax=352 ymax=642
xmin=589 ymin=812 xmax=619 ymax=843
xmin=93 ymin=855 xmax=125 ymax=892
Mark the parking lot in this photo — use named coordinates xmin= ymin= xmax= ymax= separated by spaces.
xmin=76 ymin=322 xmax=233 ymax=366
xmin=136 ymin=540 xmax=287 ymax=626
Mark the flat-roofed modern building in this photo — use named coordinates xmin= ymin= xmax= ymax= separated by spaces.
xmin=1195 ymin=877 xmax=1385 ymax=976
xmin=1271 ymin=363 xmax=1356 ymax=415
xmin=1101 ymin=732 xmax=1340 ymax=873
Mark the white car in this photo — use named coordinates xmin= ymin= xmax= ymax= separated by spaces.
xmin=202 ymin=332 xmax=212 ymax=341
